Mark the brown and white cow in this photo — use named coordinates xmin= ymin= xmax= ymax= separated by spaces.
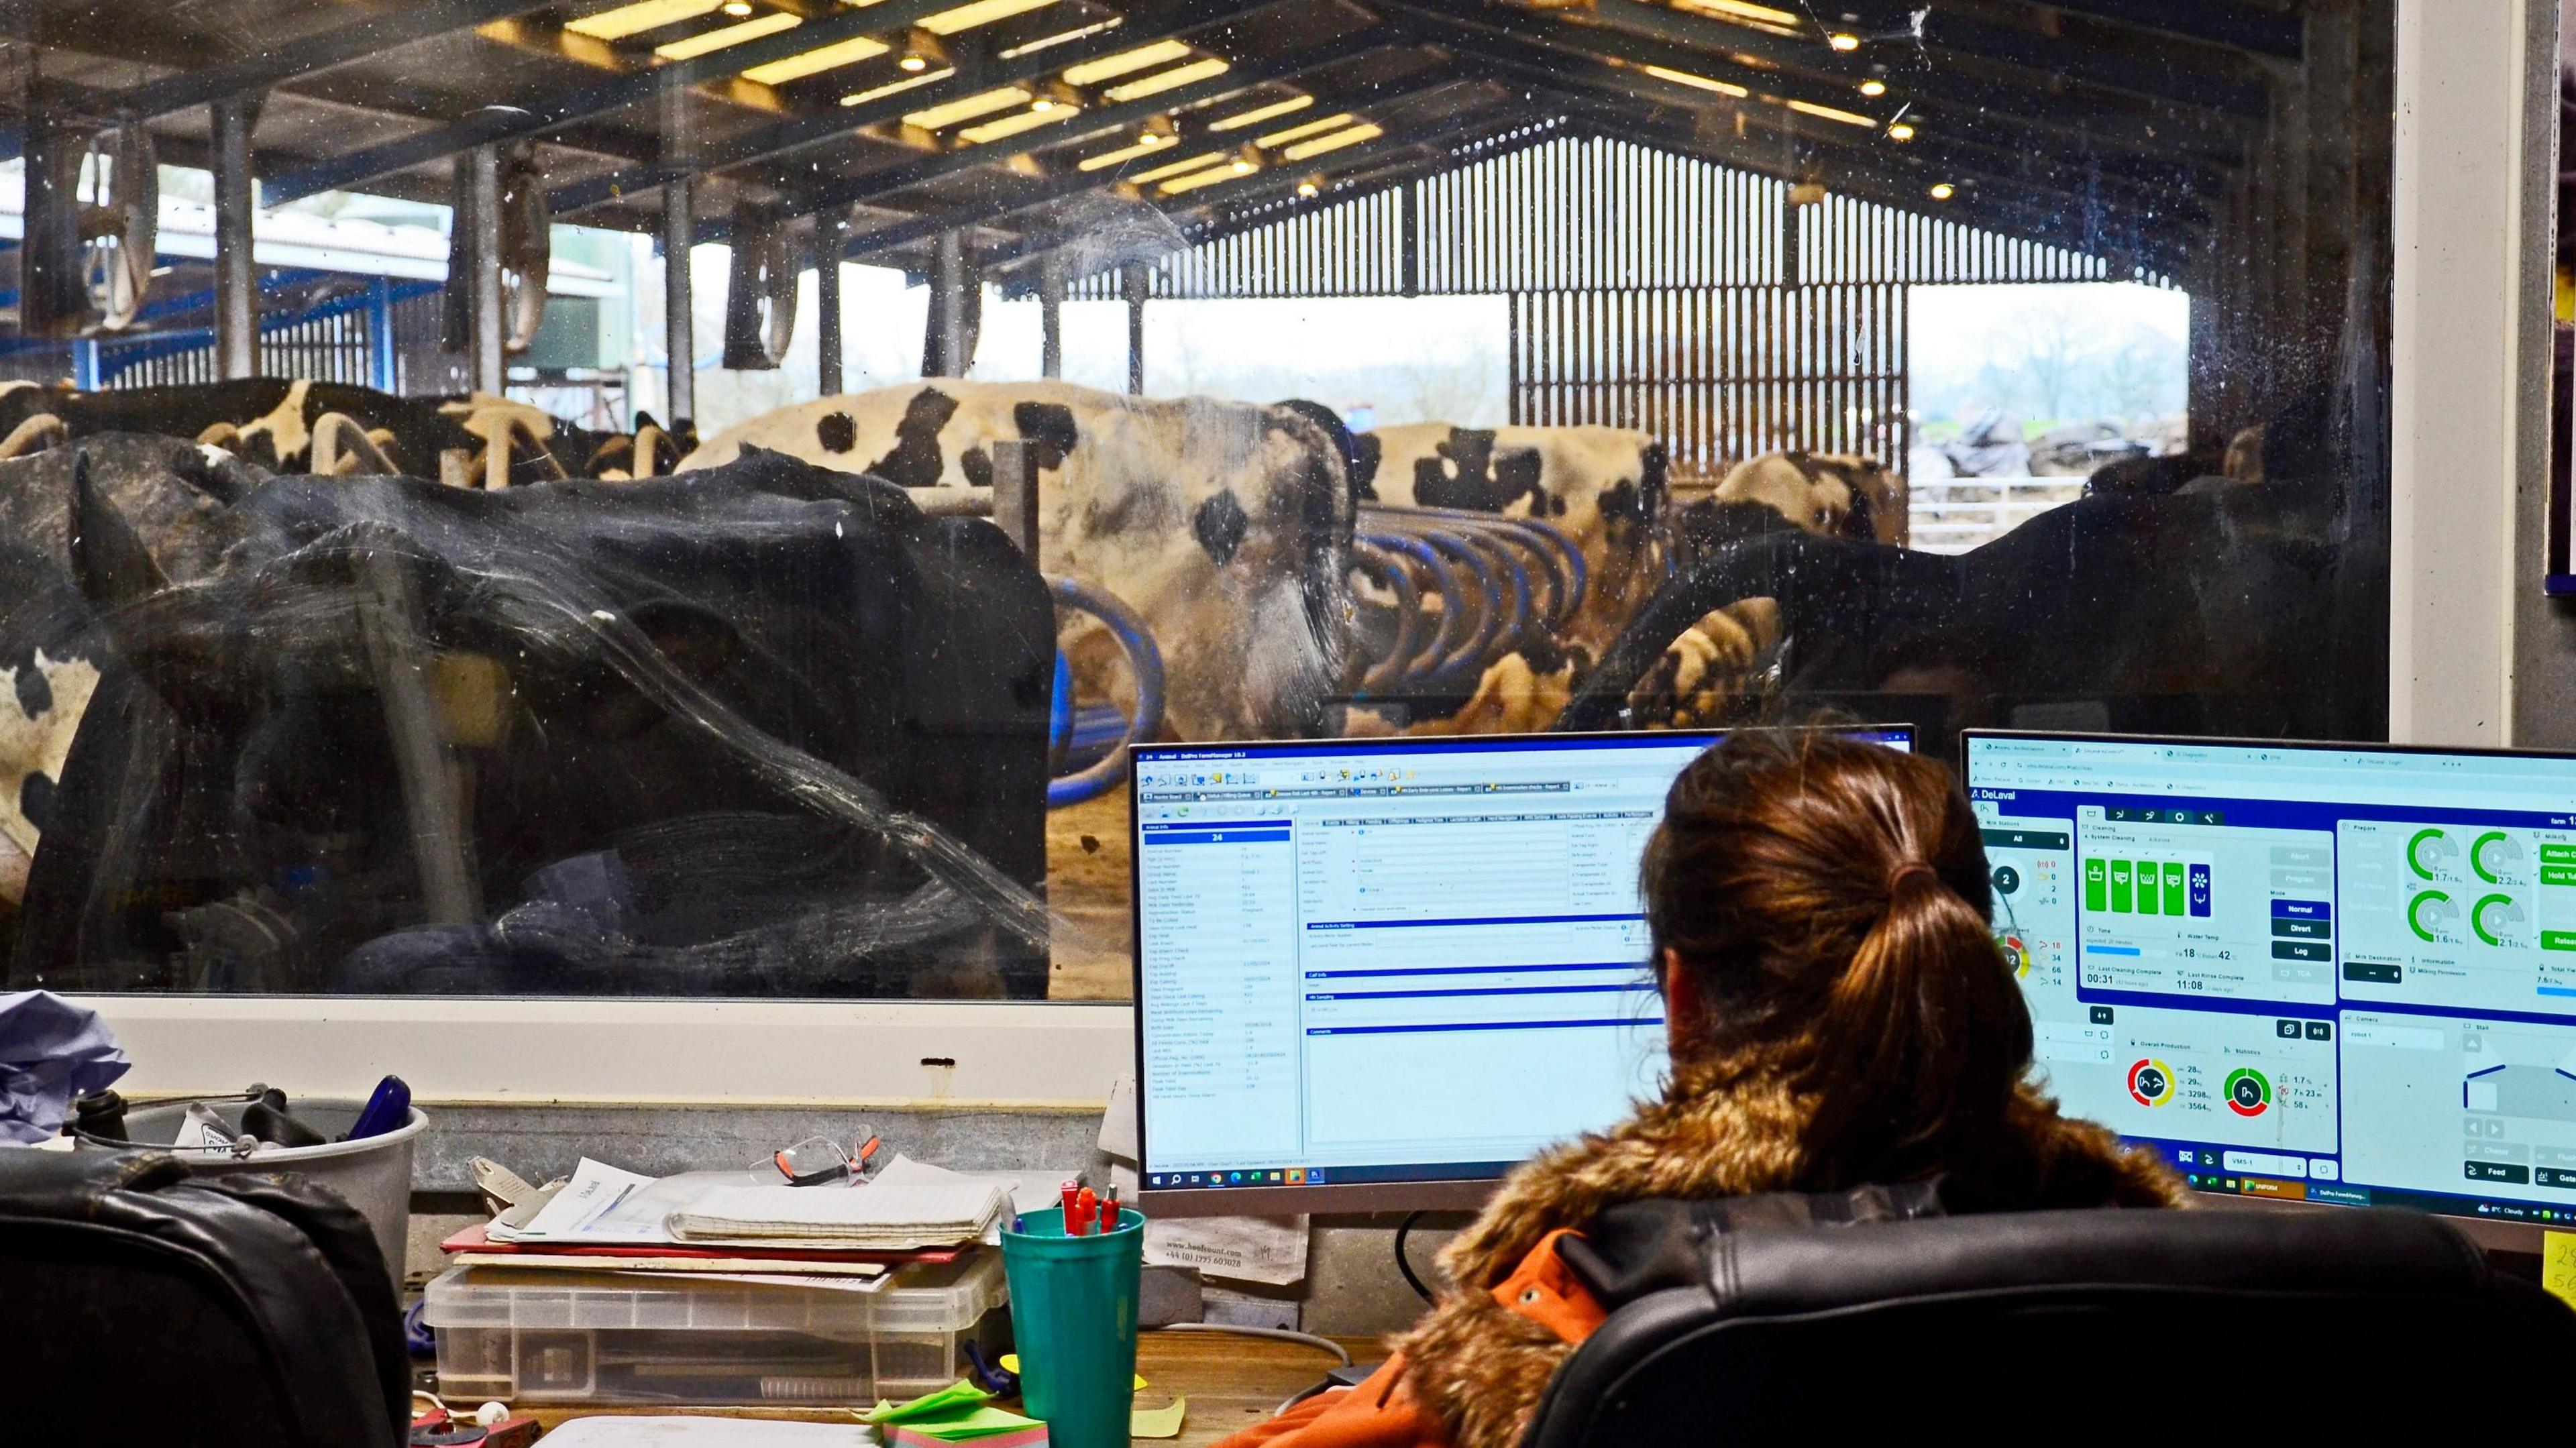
xmin=1360 ymin=423 xmax=1668 ymax=659
xmin=682 ymin=380 xmax=1352 ymax=741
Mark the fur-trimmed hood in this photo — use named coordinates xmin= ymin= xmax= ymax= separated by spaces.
xmin=1388 ymin=1052 xmax=2186 ymax=1448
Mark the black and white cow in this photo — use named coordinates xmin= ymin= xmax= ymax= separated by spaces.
xmin=683 ymin=381 xmax=1353 ymax=741
xmin=0 ymin=379 xmax=667 ymax=485
xmin=1360 ymin=423 xmax=1668 ymax=659
xmin=12 ymin=448 xmax=1059 ymax=998
xmin=0 ymin=435 xmax=266 ymax=914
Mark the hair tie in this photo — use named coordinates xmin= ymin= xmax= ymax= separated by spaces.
xmin=1886 ymin=860 xmax=1938 ymax=895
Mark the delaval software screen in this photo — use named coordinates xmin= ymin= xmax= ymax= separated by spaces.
xmin=1968 ymin=733 xmax=2576 ymax=1225
xmin=1131 ymin=728 xmax=1914 ymax=1190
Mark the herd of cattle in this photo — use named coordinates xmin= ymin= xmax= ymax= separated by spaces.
xmin=0 ymin=371 xmax=2350 ymax=995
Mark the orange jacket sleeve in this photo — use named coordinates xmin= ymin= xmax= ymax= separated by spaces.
xmin=1206 ymin=1229 xmax=1609 ymax=1448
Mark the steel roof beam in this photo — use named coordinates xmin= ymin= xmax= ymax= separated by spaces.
xmin=1983 ymin=0 xmax=2304 ymax=62
xmin=1464 ymin=0 xmax=2249 ymax=164
xmin=1826 ymin=1 xmax=2271 ymax=117
xmin=1503 ymin=61 xmax=2203 ymax=272
xmin=561 ymin=5 xmax=1384 ymax=218
xmin=262 ymin=0 xmax=968 ymax=204
xmin=1535 ymin=85 xmax=2196 ymax=277
xmin=1414 ymin=19 xmax=2216 ymax=225
xmin=37 ymin=0 xmax=561 ymax=125
xmin=844 ymin=88 xmax=1513 ymax=262
xmin=755 ymin=30 xmax=1421 ymax=228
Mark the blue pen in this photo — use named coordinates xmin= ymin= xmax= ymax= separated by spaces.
xmin=345 ymin=1074 xmax=411 ymax=1141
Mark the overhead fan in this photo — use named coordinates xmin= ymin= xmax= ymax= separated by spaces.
xmin=79 ymin=126 xmax=158 ymax=332
xmin=721 ymin=201 xmax=802 ymax=370
xmin=497 ymin=144 xmax=551 ymax=354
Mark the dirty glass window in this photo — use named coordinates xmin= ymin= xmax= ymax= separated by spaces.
xmin=0 ymin=0 xmax=2399 ymax=1002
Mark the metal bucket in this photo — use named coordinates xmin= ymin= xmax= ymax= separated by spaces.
xmin=83 ymin=1098 xmax=427 ymax=1288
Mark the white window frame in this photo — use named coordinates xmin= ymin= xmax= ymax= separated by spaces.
xmin=77 ymin=0 xmax=2553 ymax=1110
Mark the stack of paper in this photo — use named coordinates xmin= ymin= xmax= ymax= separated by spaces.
xmin=671 ymin=1181 xmax=1009 ymax=1251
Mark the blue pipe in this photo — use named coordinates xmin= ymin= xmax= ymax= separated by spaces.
xmin=1046 ymin=574 xmax=1166 ymax=810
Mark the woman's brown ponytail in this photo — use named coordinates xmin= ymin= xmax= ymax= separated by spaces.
xmin=1642 ymin=731 xmax=2034 ymax=1186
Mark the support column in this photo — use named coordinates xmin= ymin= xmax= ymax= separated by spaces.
xmin=930 ymin=229 xmax=969 ymax=378
xmin=1123 ymin=260 xmax=1148 ymax=396
xmin=366 ymin=276 xmax=398 ymax=393
xmin=662 ymin=176 xmax=696 ymax=430
xmin=1038 ymin=260 xmax=1065 ymax=380
xmin=467 ymin=146 xmax=506 ymax=397
xmin=2390 ymin=0 xmax=2547 ymax=746
xmin=814 ymin=211 xmax=847 ymax=396
xmin=211 ymin=95 xmax=263 ymax=380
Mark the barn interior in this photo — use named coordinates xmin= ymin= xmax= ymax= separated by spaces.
xmin=0 ymin=0 xmax=2407 ymax=1007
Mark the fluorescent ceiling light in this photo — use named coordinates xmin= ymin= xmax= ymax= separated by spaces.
xmin=921 ymin=0 xmax=1057 ymax=35
xmin=1279 ymin=123 xmax=1381 ymax=161
xmin=1671 ymin=0 xmax=1801 ymax=36
xmin=567 ymin=0 xmax=727 ymax=40
xmin=1159 ymin=163 xmax=1251 ymax=195
xmin=904 ymin=85 xmax=1034 ymax=129
xmin=957 ymin=102 xmax=1079 ymax=143
xmin=739 ymin=33 xmax=889 ymax=83
xmin=841 ymin=67 xmax=951 ymax=105
xmin=1254 ymin=111 xmax=1353 ymax=147
xmin=653 ymin=11 xmax=800 ymax=59
xmin=1061 ymin=38 xmax=1192 ymax=85
xmin=1001 ymin=17 xmax=1120 ymax=58
xmin=1785 ymin=98 xmax=1876 ymax=127
xmin=1128 ymin=150 xmax=1234 ymax=184
xmin=1102 ymin=56 xmax=1230 ymax=102
xmin=1077 ymin=136 xmax=1171 ymax=170
xmin=1209 ymin=95 xmax=1313 ymax=131
xmin=1640 ymin=64 xmax=1748 ymax=98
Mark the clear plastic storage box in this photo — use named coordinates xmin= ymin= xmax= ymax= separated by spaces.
xmin=425 ymin=1249 xmax=1008 ymax=1406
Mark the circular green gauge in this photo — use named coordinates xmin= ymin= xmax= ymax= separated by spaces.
xmin=2224 ymin=1067 xmax=2272 ymax=1118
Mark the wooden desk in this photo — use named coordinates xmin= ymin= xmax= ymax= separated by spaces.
xmin=509 ymin=1329 xmax=1378 ymax=1447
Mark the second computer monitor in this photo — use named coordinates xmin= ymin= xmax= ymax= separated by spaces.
xmin=1130 ymin=726 xmax=1915 ymax=1215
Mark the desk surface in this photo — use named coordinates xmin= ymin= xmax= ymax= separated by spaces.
xmin=513 ymin=1329 xmax=1379 ymax=1447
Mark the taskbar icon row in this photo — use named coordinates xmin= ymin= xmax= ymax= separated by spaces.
xmin=1147 ymin=1168 xmax=1324 ymax=1188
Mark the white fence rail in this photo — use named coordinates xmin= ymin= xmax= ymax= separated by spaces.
xmin=1907 ymin=477 xmax=2086 ymax=555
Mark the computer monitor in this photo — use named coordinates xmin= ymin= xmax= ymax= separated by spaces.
xmin=1965 ymin=731 xmax=2576 ymax=1244
xmin=1130 ymin=726 xmax=1916 ymax=1214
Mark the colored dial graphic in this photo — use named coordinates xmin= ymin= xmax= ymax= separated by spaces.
xmin=2471 ymin=831 xmax=2525 ymax=885
xmin=1999 ymin=934 xmax=2031 ymax=977
xmin=2408 ymin=828 xmax=2459 ymax=880
xmin=2472 ymin=893 xmax=2527 ymax=948
xmin=2224 ymin=1067 xmax=2273 ymax=1117
xmin=2408 ymin=890 xmax=2458 ymax=943
xmin=2127 ymin=1058 xmax=2176 ymax=1107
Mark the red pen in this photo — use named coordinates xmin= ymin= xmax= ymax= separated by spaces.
xmin=1060 ymin=1179 xmax=1081 ymax=1229
xmin=1073 ymin=1186 xmax=1098 ymax=1236
xmin=1102 ymin=1186 xmax=1120 ymax=1231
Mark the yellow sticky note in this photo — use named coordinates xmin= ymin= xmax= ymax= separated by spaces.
xmin=2544 ymin=1231 xmax=2576 ymax=1307
xmin=1132 ymin=1397 xmax=1187 ymax=1439
xmin=997 ymin=1354 xmax=1146 ymax=1390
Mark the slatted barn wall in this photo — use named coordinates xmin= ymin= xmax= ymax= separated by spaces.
xmin=1065 ymin=132 xmax=2159 ymax=478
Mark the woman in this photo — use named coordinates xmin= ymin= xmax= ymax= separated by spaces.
xmin=1219 ymin=732 xmax=2183 ymax=1448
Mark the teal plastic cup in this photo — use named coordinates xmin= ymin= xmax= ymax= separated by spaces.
xmin=1000 ymin=1206 xmax=1143 ymax=1448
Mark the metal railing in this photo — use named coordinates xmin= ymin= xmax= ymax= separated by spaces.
xmin=1907 ymin=476 xmax=2086 ymax=555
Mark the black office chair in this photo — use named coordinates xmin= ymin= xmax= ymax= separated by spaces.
xmin=1521 ymin=1203 xmax=2576 ymax=1444
xmin=0 ymin=1146 xmax=410 ymax=1446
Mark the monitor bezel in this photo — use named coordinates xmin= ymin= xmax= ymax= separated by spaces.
xmin=1962 ymin=727 xmax=2576 ymax=1253
xmin=1126 ymin=725 xmax=1913 ymax=1217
